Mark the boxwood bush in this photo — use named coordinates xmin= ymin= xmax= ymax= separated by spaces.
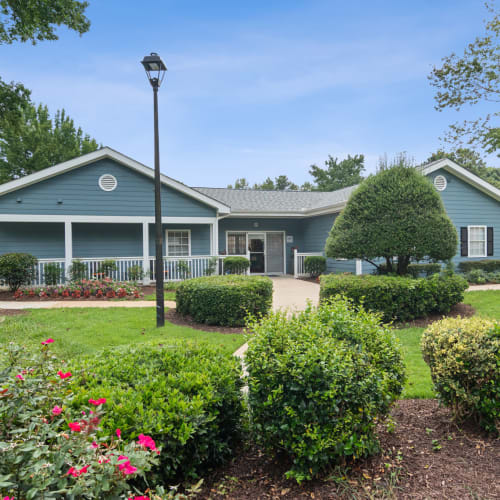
xmin=421 ymin=317 xmax=500 ymax=434
xmin=176 ymin=275 xmax=273 ymax=326
xmin=458 ymin=259 xmax=500 ymax=273
xmin=245 ymin=298 xmax=405 ymax=482
xmin=304 ymin=255 xmax=327 ymax=278
xmin=69 ymin=342 xmax=244 ymax=483
xmin=320 ymin=273 xmax=468 ymax=322
xmin=223 ymin=256 xmax=250 ymax=274
xmin=407 ymin=262 xmax=441 ymax=278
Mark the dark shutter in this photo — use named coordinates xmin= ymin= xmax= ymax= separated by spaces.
xmin=460 ymin=227 xmax=468 ymax=257
xmin=487 ymin=227 xmax=494 ymax=256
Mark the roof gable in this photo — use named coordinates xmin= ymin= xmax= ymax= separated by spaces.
xmin=421 ymin=158 xmax=500 ymax=202
xmin=0 ymin=147 xmax=230 ymax=213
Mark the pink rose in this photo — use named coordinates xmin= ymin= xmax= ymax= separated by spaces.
xmin=116 ymin=428 xmax=121 ymax=439
xmin=88 ymin=398 xmax=106 ymax=406
xmin=57 ymin=370 xmax=72 ymax=379
xmin=68 ymin=422 xmax=82 ymax=432
xmin=41 ymin=338 xmax=54 ymax=345
xmin=52 ymin=405 xmax=63 ymax=415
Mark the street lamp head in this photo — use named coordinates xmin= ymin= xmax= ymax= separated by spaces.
xmin=141 ymin=52 xmax=167 ymax=88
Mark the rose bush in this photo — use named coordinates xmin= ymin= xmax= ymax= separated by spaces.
xmin=0 ymin=341 xmax=190 ymax=499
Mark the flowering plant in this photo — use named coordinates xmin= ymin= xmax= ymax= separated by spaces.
xmin=13 ymin=278 xmax=143 ymax=300
xmin=0 ymin=342 xmax=164 ymax=499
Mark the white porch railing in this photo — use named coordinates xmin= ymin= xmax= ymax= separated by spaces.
xmin=149 ymin=255 xmax=219 ymax=282
xmin=293 ymin=250 xmax=323 ymax=278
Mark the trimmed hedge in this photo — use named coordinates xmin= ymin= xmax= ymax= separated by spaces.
xmin=176 ymin=275 xmax=273 ymax=326
xmin=69 ymin=342 xmax=244 ymax=483
xmin=421 ymin=317 xmax=500 ymax=434
xmin=458 ymin=259 xmax=500 ymax=273
xmin=304 ymin=255 xmax=327 ymax=278
xmin=246 ymin=299 xmax=405 ymax=482
xmin=407 ymin=263 xmax=441 ymax=278
xmin=320 ymin=273 xmax=468 ymax=322
xmin=223 ymin=256 xmax=250 ymax=274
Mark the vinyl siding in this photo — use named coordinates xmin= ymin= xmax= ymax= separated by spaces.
xmin=150 ymin=224 xmax=211 ymax=257
xmin=0 ymin=222 xmax=64 ymax=259
xmin=0 ymin=159 xmax=216 ymax=217
xmin=428 ymin=168 xmax=500 ymax=265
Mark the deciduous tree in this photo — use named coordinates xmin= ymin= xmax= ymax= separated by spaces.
xmin=309 ymin=154 xmax=365 ymax=191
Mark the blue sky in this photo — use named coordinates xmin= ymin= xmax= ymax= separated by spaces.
xmin=0 ymin=0 xmax=491 ymax=186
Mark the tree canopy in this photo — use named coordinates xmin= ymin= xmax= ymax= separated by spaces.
xmin=0 ymin=100 xmax=99 ymax=183
xmin=309 ymin=154 xmax=365 ymax=191
xmin=428 ymin=2 xmax=500 ymax=155
xmin=0 ymin=0 xmax=90 ymax=44
xmin=325 ymin=165 xmax=458 ymax=275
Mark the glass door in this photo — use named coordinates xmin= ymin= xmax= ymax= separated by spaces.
xmin=248 ymin=233 xmax=265 ymax=273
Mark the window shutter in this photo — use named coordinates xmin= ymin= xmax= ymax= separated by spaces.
xmin=460 ymin=227 xmax=468 ymax=257
xmin=487 ymin=227 xmax=494 ymax=256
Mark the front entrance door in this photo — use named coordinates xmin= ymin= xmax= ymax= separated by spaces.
xmin=266 ymin=232 xmax=284 ymax=273
xmin=248 ymin=233 xmax=265 ymax=273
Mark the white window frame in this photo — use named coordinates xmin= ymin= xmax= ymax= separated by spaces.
xmin=467 ymin=225 xmax=487 ymax=258
xmin=226 ymin=231 xmax=248 ymax=256
xmin=165 ymin=229 xmax=191 ymax=257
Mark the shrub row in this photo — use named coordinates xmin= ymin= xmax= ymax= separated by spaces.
xmin=320 ymin=273 xmax=468 ymax=322
xmin=421 ymin=317 xmax=499 ymax=434
xmin=223 ymin=256 xmax=250 ymax=274
xmin=0 ymin=252 xmax=37 ymax=291
xmin=246 ymin=298 xmax=405 ymax=482
xmin=464 ymin=269 xmax=500 ymax=285
xmin=69 ymin=342 xmax=244 ymax=483
xmin=176 ymin=275 xmax=273 ymax=326
xmin=458 ymin=259 xmax=500 ymax=273
xmin=407 ymin=262 xmax=441 ymax=278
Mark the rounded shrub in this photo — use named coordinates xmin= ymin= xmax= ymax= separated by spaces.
xmin=176 ymin=275 xmax=273 ymax=326
xmin=304 ymin=255 xmax=327 ymax=278
xmin=320 ymin=273 xmax=468 ymax=322
xmin=0 ymin=252 xmax=37 ymax=291
xmin=223 ymin=256 xmax=250 ymax=274
xmin=245 ymin=298 xmax=405 ymax=482
xmin=421 ymin=317 xmax=500 ymax=434
xmin=69 ymin=341 xmax=244 ymax=483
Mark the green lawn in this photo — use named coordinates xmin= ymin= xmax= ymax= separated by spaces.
xmin=143 ymin=291 xmax=176 ymax=301
xmin=397 ymin=289 xmax=500 ymax=399
xmin=0 ymin=308 xmax=247 ymax=359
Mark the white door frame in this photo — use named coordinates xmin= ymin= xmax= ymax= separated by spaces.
xmin=225 ymin=230 xmax=286 ymax=274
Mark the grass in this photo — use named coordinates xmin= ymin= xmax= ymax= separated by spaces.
xmin=396 ymin=289 xmax=500 ymax=399
xmin=0 ymin=308 xmax=247 ymax=359
xmin=143 ymin=291 xmax=176 ymax=301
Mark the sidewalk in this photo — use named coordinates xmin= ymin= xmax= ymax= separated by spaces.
xmin=0 ymin=300 xmax=176 ymax=310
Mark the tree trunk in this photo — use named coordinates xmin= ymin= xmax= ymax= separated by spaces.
xmin=397 ymin=256 xmax=410 ymax=275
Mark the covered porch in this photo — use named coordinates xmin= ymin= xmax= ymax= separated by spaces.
xmin=0 ymin=216 xmax=226 ymax=285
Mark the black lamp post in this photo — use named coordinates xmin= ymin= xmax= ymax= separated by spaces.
xmin=141 ymin=52 xmax=167 ymax=327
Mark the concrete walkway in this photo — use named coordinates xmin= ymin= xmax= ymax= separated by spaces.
xmin=271 ymin=275 xmax=319 ymax=311
xmin=467 ymin=284 xmax=500 ymax=291
xmin=0 ymin=299 xmax=176 ymax=310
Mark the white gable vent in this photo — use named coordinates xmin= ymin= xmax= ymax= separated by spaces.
xmin=433 ymin=175 xmax=447 ymax=191
xmin=98 ymin=174 xmax=117 ymax=192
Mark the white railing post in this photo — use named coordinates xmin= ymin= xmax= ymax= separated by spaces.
xmin=293 ymin=248 xmax=298 ymax=278
xmin=64 ymin=222 xmax=72 ymax=281
xmin=142 ymin=222 xmax=150 ymax=284
xmin=355 ymin=259 xmax=363 ymax=275
xmin=246 ymin=252 xmax=251 ymax=275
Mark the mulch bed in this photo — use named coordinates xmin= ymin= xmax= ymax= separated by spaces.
xmin=0 ymin=309 xmax=26 ymax=316
xmin=198 ymin=399 xmax=500 ymax=500
xmin=165 ymin=308 xmax=247 ymax=334
xmin=395 ymin=303 xmax=475 ymax=328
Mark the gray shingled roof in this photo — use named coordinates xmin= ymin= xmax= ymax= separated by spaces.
xmin=194 ymin=185 xmax=358 ymax=213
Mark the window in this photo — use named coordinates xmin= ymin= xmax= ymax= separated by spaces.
xmin=166 ymin=230 xmax=190 ymax=256
xmin=468 ymin=226 xmax=486 ymax=257
xmin=227 ymin=232 xmax=247 ymax=255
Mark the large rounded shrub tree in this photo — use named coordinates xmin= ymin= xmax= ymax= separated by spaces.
xmin=325 ymin=165 xmax=457 ymax=275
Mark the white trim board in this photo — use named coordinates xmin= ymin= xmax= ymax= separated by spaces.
xmin=0 ymin=147 xmax=231 ymax=214
xmin=0 ymin=214 xmax=218 ymax=224
xmin=421 ymin=158 xmax=500 ymax=202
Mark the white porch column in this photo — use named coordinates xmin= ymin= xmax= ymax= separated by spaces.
xmin=64 ymin=221 xmax=72 ymax=280
xmin=355 ymin=259 xmax=363 ymax=275
xmin=211 ymin=221 xmax=218 ymax=256
xmin=142 ymin=222 xmax=150 ymax=284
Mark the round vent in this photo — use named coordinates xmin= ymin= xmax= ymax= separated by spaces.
xmin=433 ymin=175 xmax=447 ymax=191
xmin=98 ymin=174 xmax=117 ymax=192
